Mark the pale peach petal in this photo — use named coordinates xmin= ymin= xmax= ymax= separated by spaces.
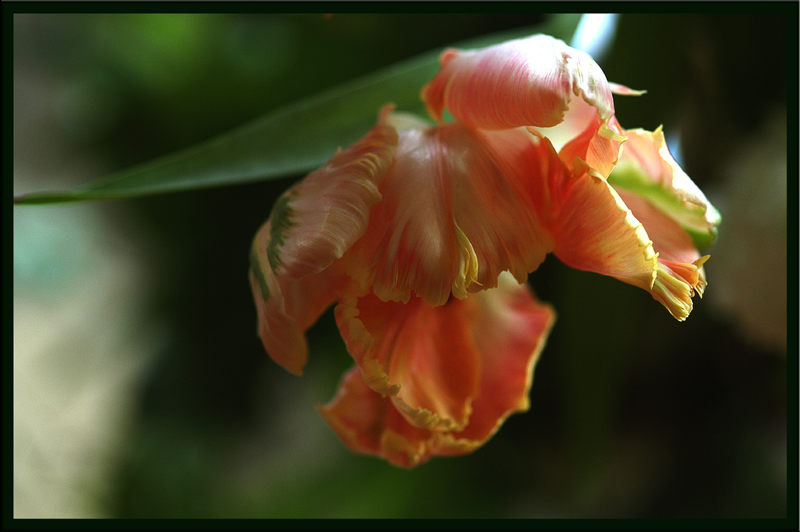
xmin=249 ymin=221 xmax=347 ymax=375
xmin=617 ymin=189 xmax=701 ymax=265
xmin=268 ymin=105 xmax=398 ymax=278
xmin=334 ymin=293 xmax=482 ymax=432
xmin=610 ymin=127 xmax=721 ymax=248
xmin=421 ymin=34 xmax=615 ymax=130
xmin=345 ymin=121 xmax=551 ymax=306
xmin=320 ymin=276 xmax=555 ymax=467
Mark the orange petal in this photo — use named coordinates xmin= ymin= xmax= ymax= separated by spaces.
xmin=345 ymin=121 xmax=551 ymax=306
xmin=249 ymin=220 xmax=346 ymax=375
xmin=525 ymin=141 xmax=660 ymax=292
xmin=618 ymin=189 xmax=710 ymax=320
xmin=482 ymin=128 xmax=706 ymax=321
xmin=317 ymin=367 xmax=437 ymax=468
xmin=320 ymin=275 xmax=555 ymax=468
xmin=435 ymin=274 xmax=555 ymax=450
xmin=268 ymin=105 xmax=398 ymax=279
xmin=477 ymin=128 xmax=660 ymax=298
xmin=552 ymin=172 xmax=659 ymax=291
xmin=421 ymin=34 xmax=615 ymax=130
xmin=556 ymin=109 xmax=625 ymax=179
xmin=334 ymin=293 xmax=482 ymax=432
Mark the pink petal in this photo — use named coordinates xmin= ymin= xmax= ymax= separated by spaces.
xmin=421 ymin=34 xmax=615 ymax=130
xmin=345 ymin=121 xmax=551 ymax=306
xmin=320 ymin=276 xmax=555 ymax=468
xmin=249 ymin=221 xmax=347 ymax=375
xmin=270 ymin=105 xmax=398 ymax=278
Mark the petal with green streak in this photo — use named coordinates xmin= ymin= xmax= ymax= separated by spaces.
xmin=608 ymin=127 xmax=721 ymax=250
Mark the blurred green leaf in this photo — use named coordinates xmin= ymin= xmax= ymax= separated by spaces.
xmin=14 ymin=15 xmax=581 ymax=205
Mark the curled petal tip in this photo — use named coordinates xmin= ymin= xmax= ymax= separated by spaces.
xmin=651 ymin=257 xmax=710 ymax=321
xmin=609 ymin=82 xmax=647 ymax=96
xmin=271 ymin=110 xmax=398 ymax=279
xmin=694 ymin=254 xmax=710 ymax=269
xmin=599 ymin=121 xmax=627 ymax=143
xmin=321 ymin=278 xmax=556 ymax=467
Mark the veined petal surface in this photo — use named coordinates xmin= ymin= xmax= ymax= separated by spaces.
xmin=421 ymin=34 xmax=615 ymax=131
xmin=268 ymin=105 xmax=398 ymax=278
xmin=551 ymin=170 xmax=659 ymax=292
xmin=346 ymin=120 xmax=551 ymax=306
xmin=321 ymin=275 xmax=555 ymax=467
xmin=489 ymin=130 xmax=659 ymax=294
xmin=478 ymin=128 xmax=657 ymax=292
xmin=436 ymin=274 xmax=555 ymax=448
xmin=334 ymin=293 xmax=482 ymax=432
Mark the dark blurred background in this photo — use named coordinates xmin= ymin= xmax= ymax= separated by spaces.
xmin=13 ymin=12 xmax=789 ymax=518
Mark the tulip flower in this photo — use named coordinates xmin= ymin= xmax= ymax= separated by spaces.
xmin=249 ymin=34 xmax=720 ymax=467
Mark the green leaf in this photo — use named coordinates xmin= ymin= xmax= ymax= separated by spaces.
xmin=14 ymin=14 xmax=582 ymax=205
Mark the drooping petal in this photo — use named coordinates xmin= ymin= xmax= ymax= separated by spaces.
xmin=267 ymin=105 xmax=398 ymax=278
xmin=249 ymin=221 xmax=347 ymax=375
xmin=477 ymin=128 xmax=658 ymax=293
xmin=481 ymin=128 xmax=708 ymax=321
xmin=550 ymin=170 xmax=659 ymax=292
xmin=345 ymin=120 xmax=552 ymax=306
xmin=435 ymin=273 xmax=555 ymax=450
xmin=320 ymin=275 xmax=555 ymax=468
xmin=248 ymin=106 xmax=399 ymax=374
xmin=421 ymin=34 xmax=615 ymax=130
xmin=484 ymin=129 xmax=659 ymax=295
xmin=609 ymin=126 xmax=721 ymax=249
xmin=334 ymin=292 xmax=482 ymax=432
xmin=317 ymin=366 xmax=437 ymax=468
xmin=617 ymin=190 xmax=710 ymax=320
